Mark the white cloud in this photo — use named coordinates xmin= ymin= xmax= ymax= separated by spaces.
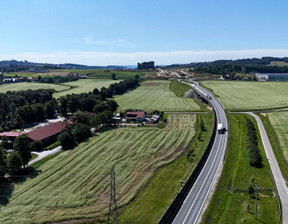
xmin=1 ymin=49 xmax=288 ymax=66
xmin=83 ymin=36 xmax=133 ymax=48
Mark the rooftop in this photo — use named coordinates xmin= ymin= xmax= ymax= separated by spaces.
xmin=27 ymin=121 xmax=67 ymax=141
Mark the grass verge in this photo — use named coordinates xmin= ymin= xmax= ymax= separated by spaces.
xmin=119 ymin=112 xmax=214 ymax=224
xmin=201 ymin=113 xmax=280 ymax=224
xmin=30 ymin=153 xmax=38 ymax=161
xmin=258 ymin=113 xmax=288 ymax=183
xmin=169 ymin=80 xmax=192 ymax=97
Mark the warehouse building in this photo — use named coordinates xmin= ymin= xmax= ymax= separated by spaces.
xmin=255 ymin=73 xmax=288 ymax=81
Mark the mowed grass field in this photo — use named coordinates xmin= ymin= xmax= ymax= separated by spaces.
xmin=201 ymin=81 xmax=288 ymax=110
xmin=53 ymin=79 xmax=121 ymax=98
xmin=0 ymin=114 xmax=196 ymax=224
xmin=65 ymin=69 xmax=154 ymax=80
xmin=202 ymin=113 xmax=279 ymax=224
xmin=114 ymin=80 xmax=200 ymax=111
xmin=267 ymin=112 xmax=288 ymax=162
xmin=0 ymin=82 xmax=70 ymax=93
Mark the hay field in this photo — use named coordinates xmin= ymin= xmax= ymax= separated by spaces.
xmin=53 ymin=79 xmax=120 ymax=98
xmin=268 ymin=112 xmax=288 ymax=162
xmin=0 ymin=114 xmax=196 ymax=224
xmin=201 ymin=81 xmax=288 ymax=110
xmin=114 ymin=80 xmax=200 ymax=111
xmin=0 ymin=82 xmax=70 ymax=93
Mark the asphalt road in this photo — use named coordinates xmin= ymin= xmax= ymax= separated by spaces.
xmin=172 ymin=82 xmax=228 ymax=224
xmin=244 ymin=112 xmax=288 ymax=224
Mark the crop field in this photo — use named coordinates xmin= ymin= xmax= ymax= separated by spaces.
xmin=0 ymin=82 xmax=70 ymax=93
xmin=201 ymin=81 xmax=288 ymax=110
xmin=114 ymin=80 xmax=200 ymax=111
xmin=267 ymin=111 xmax=288 ymax=162
xmin=0 ymin=114 xmax=196 ymax=224
xmin=53 ymin=79 xmax=120 ymax=98
xmin=65 ymin=69 xmax=154 ymax=80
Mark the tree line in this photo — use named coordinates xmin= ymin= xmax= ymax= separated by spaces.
xmin=0 ymin=78 xmax=139 ymax=132
xmin=246 ymin=118 xmax=263 ymax=168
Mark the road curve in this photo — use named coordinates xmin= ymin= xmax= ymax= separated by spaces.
xmin=243 ymin=112 xmax=288 ymax=224
xmin=171 ymin=82 xmax=228 ymax=224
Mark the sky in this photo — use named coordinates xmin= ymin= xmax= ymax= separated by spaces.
xmin=0 ymin=0 xmax=288 ymax=65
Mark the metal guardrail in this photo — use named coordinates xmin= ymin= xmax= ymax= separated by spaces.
xmin=158 ymin=93 xmax=217 ymax=224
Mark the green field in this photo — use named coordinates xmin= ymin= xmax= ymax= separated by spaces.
xmin=53 ymin=79 xmax=120 ymax=98
xmin=114 ymin=80 xmax=200 ymax=111
xmin=0 ymin=114 xmax=196 ymax=224
xmin=267 ymin=112 xmax=288 ymax=162
xmin=119 ymin=112 xmax=214 ymax=224
xmin=0 ymin=82 xmax=70 ymax=93
xmin=65 ymin=69 xmax=154 ymax=80
xmin=201 ymin=81 xmax=288 ymax=110
xmin=201 ymin=113 xmax=280 ymax=224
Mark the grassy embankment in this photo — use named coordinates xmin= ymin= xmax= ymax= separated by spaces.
xmin=260 ymin=112 xmax=288 ymax=181
xmin=169 ymin=80 xmax=192 ymax=97
xmin=119 ymin=111 xmax=214 ymax=224
xmin=201 ymin=81 xmax=288 ymax=111
xmin=0 ymin=114 xmax=197 ymax=224
xmin=114 ymin=80 xmax=200 ymax=112
xmin=201 ymin=113 xmax=280 ymax=224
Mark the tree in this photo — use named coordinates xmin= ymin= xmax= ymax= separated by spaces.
xmin=7 ymin=151 xmax=22 ymax=176
xmin=111 ymin=73 xmax=116 ymax=80
xmin=30 ymin=140 xmax=42 ymax=151
xmin=0 ymin=147 xmax=7 ymax=178
xmin=58 ymin=131 xmax=76 ymax=150
xmin=33 ymin=104 xmax=45 ymax=121
xmin=72 ymin=111 xmax=91 ymax=125
xmin=93 ymin=88 xmax=100 ymax=95
xmin=106 ymin=100 xmax=119 ymax=112
xmin=44 ymin=100 xmax=56 ymax=118
xmin=72 ymin=124 xmax=91 ymax=143
xmin=13 ymin=134 xmax=31 ymax=168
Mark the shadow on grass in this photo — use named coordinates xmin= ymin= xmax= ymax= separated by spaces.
xmin=0 ymin=167 xmax=41 ymax=207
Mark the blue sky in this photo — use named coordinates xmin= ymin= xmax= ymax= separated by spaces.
xmin=0 ymin=0 xmax=288 ymax=65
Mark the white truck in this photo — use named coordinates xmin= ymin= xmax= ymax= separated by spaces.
xmin=217 ymin=123 xmax=225 ymax=134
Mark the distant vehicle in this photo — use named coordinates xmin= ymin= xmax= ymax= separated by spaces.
xmin=217 ymin=123 xmax=225 ymax=134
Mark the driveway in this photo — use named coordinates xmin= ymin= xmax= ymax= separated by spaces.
xmin=28 ymin=146 xmax=62 ymax=166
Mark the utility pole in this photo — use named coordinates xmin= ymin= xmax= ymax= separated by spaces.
xmin=108 ymin=165 xmax=119 ymax=224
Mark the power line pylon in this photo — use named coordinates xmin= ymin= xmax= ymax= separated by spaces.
xmin=107 ymin=165 xmax=119 ymax=224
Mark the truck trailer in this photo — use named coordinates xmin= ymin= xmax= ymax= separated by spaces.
xmin=217 ymin=123 xmax=225 ymax=134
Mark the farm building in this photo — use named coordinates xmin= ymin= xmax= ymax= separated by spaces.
xmin=151 ymin=114 xmax=160 ymax=123
xmin=255 ymin=73 xmax=288 ymax=81
xmin=0 ymin=132 xmax=22 ymax=141
xmin=126 ymin=110 xmax=145 ymax=122
xmin=27 ymin=121 xmax=67 ymax=144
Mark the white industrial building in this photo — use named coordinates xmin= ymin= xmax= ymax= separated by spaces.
xmin=255 ymin=73 xmax=288 ymax=81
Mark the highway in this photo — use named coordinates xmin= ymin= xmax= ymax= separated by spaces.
xmin=172 ymin=82 xmax=228 ymax=224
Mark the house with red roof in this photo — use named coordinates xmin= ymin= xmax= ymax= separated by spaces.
xmin=126 ymin=110 xmax=145 ymax=122
xmin=27 ymin=121 xmax=67 ymax=144
xmin=0 ymin=132 xmax=22 ymax=141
